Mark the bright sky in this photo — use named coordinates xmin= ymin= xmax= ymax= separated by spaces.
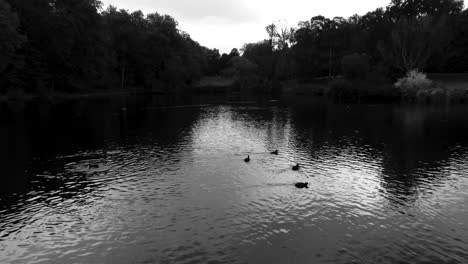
xmin=101 ymin=0 xmax=392 ymax=54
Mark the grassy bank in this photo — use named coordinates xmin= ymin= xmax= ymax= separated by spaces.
xmin=192 ymin=76 xmax=235 ymax=94
xmin=2 ymin=74 xmax=467 ymax=104
xmin=195 ymin=76 xmax=235 ymax=88
xmin=0 ymin=90 xmax=141 ymax=103
xmin=0 ymin=78 xmax=235 ymax=102
xmin=280 ymin=73 xmax=468 ymax=104
xmin=280 ymin=77 xmax=397 ymax=102
xmin=281 ymin=79 xmax=329 ymax=96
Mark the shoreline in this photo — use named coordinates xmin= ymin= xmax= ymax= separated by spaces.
xmin=2 ymin=74 xmax=468 ymax=104
xmin=0 ymin=90 xmax=149 ymax=103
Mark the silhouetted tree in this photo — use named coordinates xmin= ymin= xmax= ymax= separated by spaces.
xmin=229 ymin=48 xmax=240 ymax=57
xmin=264 ymin=20 xmax=295 ymax=51
xmin=242 ymin=40 xmax=275 ymax=78
xmin=2 ymin=0 xmax=468 ymax=96
xmin=0 ymin=0 xmax=23 ymax=73
xmin=441 ymin=9 xmax=468 ymax=72
xmin=222 ymin=56 xmax=258 ymax=92
xmin=388 ymin=0 xmax=464 ymax=18
xmin=379 ymin=16 xmax=449 ymax=73
xmin=1 ymin=0 xmax=219 ymax=94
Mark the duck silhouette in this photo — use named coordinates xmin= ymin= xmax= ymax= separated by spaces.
xmin=244 ymin=155 xmax=250 ymax=162
xmin=292 ymin=163 xmax=300 ymax=171
xmin=271 ymin=150 xmax=279 ymax=155
xmin=295 ymin=182 xmax=309 ymax=188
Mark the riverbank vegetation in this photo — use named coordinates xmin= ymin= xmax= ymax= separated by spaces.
xmin=0 ymin=0 xmax=220 ymax=98
xmin=238 ymin=0 xmax=468 ymax=103
xmin=1 ymin=0 xmax=468 ymax=103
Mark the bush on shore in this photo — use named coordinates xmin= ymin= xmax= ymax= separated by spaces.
xmin=447 ymin=86 xmax=468 ymax=103
xmin=395 ymin=70 xmax=433 ymax=101
xmin=393 ymin=69 xmax=468 ymax=104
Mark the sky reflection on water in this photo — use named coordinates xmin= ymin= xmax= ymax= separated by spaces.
xmin=1 ymin=97 xmax=468 ymax=263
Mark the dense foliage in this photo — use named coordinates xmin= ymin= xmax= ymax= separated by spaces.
xmin=240 ymin=0 xmax=467 ymax=82
xmin=0 ymin=0 xmax=220 ymax=95
xmin=1 ymin=0 xmax=467 ymax=97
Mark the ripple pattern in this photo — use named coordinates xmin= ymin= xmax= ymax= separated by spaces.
xmin=1 ymin=101 xmax=468 ymax=263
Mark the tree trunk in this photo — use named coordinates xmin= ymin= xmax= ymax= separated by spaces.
xmin=328 ymin=47 xmax=333 ymax=78
xmin=120 ymin=65 xmax=126 ymax=90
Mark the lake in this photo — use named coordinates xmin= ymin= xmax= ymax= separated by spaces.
xmin=1 ymin=96 xmax=468 ymax=263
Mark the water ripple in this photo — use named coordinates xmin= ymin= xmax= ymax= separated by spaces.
xmin=1 ymin=102 xmax=468 ymax=263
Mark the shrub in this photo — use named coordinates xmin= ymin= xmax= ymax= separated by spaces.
xmin=341 ymin=53 xmax=370 ymax=80
xmin=412 ymin=88 xmax=446 ymax=104
xmin=447 ymin=86 xmax=468 ymax=103
xmin=395 ymin=69 xmax=432 ymax=100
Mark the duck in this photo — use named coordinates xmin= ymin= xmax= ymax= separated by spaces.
xmin=244 ymin=155 xmax=250 ymax=162
xmin=292 ymin=163 xmax=300 ymax=171
xmin=271 ymin=150 xmax=279 ymax=155
xmin=295 ymin=182 xmax=309 ymax=188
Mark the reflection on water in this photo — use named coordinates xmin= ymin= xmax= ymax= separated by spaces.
xmin=1 ymin=97 xmax=468 ymax=263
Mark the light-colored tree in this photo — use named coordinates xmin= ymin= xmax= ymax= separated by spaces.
xmin=265 ymin=20 xmax=295 ymax=51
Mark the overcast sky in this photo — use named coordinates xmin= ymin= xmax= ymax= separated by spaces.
xmin=101 ymin=0 xmax=392 ymax=54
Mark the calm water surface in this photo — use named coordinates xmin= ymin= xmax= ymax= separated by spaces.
xmin=1 ymin=96 xmax=468 ymax=263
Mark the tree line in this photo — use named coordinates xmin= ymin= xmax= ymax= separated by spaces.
xmin=239 ymin=0 xmax=468 ymax=82
xmin=1 ymin=0 xmax=467 ymax=97
xmin=0 ymin=0 xmax=220 ymax=95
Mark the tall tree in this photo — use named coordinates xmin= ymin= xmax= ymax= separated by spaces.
xmin=379 ymin=16 xmax=449 ymax=72
xmin=388 ymin=0 xmax=464 ymax=18
xmin=0 ymin=0 xmax=24 ymax=73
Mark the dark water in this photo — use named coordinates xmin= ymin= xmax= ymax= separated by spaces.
xmin=1 ymin=96 xmax=468 ymax=263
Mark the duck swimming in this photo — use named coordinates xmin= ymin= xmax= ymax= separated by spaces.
xmin=295 ymin=182 xmax=309 ymax=188
xmin=244 ymin=155 xmax=250 ymax=162
xmin=271 ymin=150 xmax=279 ymax=155
xmin=292 ymin=163 xmax=300 ymax=171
